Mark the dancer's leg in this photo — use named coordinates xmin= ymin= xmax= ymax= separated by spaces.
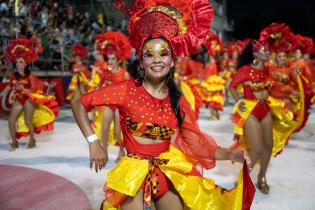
xmin=8 ymin=100 xmax=23 ymax=150
xmin=243 ymin=115 xmax=263 ymax=169
xmin=24 ymin=99 xmax=36 ymax=148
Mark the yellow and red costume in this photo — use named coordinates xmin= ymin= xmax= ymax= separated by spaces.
xmin=180 ymin=58 xmax=204 ymax=118
xmin=87 ymin=59 xmax=108 ymax=92
xmin=66 ymin=44 xmax=90 ymax=101
xmin=200 ymin=32 xmax=225 ymax=110
xmin=288 ymin=35 xmax=314 ymax=132
xmin=223 ymin=41 xmax=244 ymax=80
xmin=174 ymin=57 xmax=199 ymax=112
xmin=81 ymin=0 xmax=255 ymax=209
xmin=90 ymin=31 xmax=132 ymax=145
xmin=8 ymin=73 xmax=59 ymax=138
xmin=82 ymin=79 xmax=254 ymax=210
xmin=6 ymin=37 xmax=59 ymax=138
xmin=257 ymin=23 xmax=307 ymax=150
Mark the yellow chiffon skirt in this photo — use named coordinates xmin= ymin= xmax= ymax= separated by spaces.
xmin=102 ymin=145 xmax=253 ymax=210
xmin=16 ymin=93 xmax=59 ymax=138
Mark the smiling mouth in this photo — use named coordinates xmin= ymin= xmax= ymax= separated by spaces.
xmin=151 ymin=66 xmax=164 ymax=71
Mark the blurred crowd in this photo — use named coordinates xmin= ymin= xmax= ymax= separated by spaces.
xmin=0 ymin=0 xmax=123 ymax=72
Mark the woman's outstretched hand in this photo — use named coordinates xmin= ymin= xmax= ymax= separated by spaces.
xmin=89 ymin=141 xmax=108 ymax=172
xmin=229 ymin=148 xmax=251 ymax=166
xmin=229 ymin=148 xmax=244 ymax=163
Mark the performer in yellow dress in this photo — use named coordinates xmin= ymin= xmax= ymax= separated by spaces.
xmin=6 ymin=37 xmax=59 ymax=151
xmin=87 ymin=50 xmax=108 ymax=92
xmin=66 ymin=43 xmax=90 ymax=101
xmin=222 ymin=41 xmax=244 ymax=105
xmin=179 ymin=56 xmax=204 ymax=118
xmin=229 ymin=40 xmax=273 ymax=194
xmin=72 ymin=0 xmax=255 ymax=209
xmin=92 ymin=31 xmax=131 ymax=162
xmin=201 ymin=32 xmax=225 ymax=120
xmin=288 ymin=34 xmax=314 ymax=132
xmin=260 ymin=23 xmax=307 ymax=146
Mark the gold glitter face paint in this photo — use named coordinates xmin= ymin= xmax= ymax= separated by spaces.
xmin=142 ymin=39 xmax=172 ymax=59
xmin=140 ymin=38 xmax=174 ymax=81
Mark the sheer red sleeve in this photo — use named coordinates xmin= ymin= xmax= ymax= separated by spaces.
xmin=173 ymin=97 xmax=218 ymax=169
xmin=80 ymin=81 xmax=127 ymax=112
xmin=29 ymin=74 xmax=44 ymax=92
xmin=229 ymin=66 xmax=250 ymax=88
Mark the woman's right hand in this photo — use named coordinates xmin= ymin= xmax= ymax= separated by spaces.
xmin=238 ymin=101 xmax=246 ymax=112
xmin=89 ymin=141 xmax=108 ymax=172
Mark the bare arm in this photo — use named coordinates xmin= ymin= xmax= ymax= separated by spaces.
xmin=71 ymin=96 xmax=107 ymax=172
xmin=215 ymin=147 xmax=244 ymax=163
xmin=100 ymin=107 xmax=114 ymax=150
xmin=229 ymin=87 xmax=240 ymax=102
xmin=71 ymin=95 xmax=95 ymax=136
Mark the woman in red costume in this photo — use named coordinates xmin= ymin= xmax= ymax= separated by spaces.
xmin=88 ymin=50 xmax=108 ymax=92
xmin=92 ymin=31 xmax=132 ymax=161
xmin=201 ymin=32 xmax=225 ymax=120
xmin=174 ymin=56 xmax=203 ymax=118
xmin=229 ymin=40 xmax=273 ymax=194
xmin=66 ymin=43 xmax=90 ymax=101
xmin=222 ymin=41 xmax=243 ymax=105
xmin=72 ymin=0 xmax=255 ymax=209
xmin=6 ymin=37 xmax=59 ymax=151
xmin=289 ymin=35 xmax=314 ymax=131
xmin=259 ymin=23 xmax=299 ymax=108
xmin=259 ymin=23 xmax=309 ymax=145
xmin=290 ymin=35 xmax=314 ymax=83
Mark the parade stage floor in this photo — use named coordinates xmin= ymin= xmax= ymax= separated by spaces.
xmin=0 ymin=106 xmax=314 ymax=210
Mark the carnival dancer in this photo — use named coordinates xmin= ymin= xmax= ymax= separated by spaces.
xmin=174 ymin=56 xmax=202 ymax=116
xmin=6 ymin=37 xmax=59 ymax=151
xmin=230 ymin=24 xmax=311 ymax=194
xmin=178 ymin=54 xmax=204 ymax=118
xmin=289 ymin=34 xmax=314 ymax=132
xmin=229 ymin=41 xmax=273 ymax=194
xmin=66 ymin=43 xmax=90 ymax=101
xmin=87 ymin=50 xmax=108 ymax=92
xmin=93 ymin=31 xmax=131 ymax=162
xmin=72 ymin=0 xmax=255 ymax=209
xmin=222 ymin=41 xmax=243 ymax=105
xmin=259 ymin=23 xmax=307 ymax=146
xmin=200 ymin=32 xmax=225 ymax=120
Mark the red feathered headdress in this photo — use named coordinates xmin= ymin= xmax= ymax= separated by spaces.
xmin=252 ymin=40 xmax=265 ymax=52
xmin=205 ymin=31 xmax=223 ymax=56
xmin=113 ymin=0 xmax=214 ymax=57
xmin=6 ymin=37 xmax=39 ymax=63
xmin=295 ymin=35 xmax=314 ymax=55
xmin=225 ymin=40 xmax=245 ymax=55
xmin=71 ymin=43 xmax=88 ymax=59
xmin=95 ymin=31 xmax=132 ymax=60
xmin=259 ymin=23 xmax=295 ymax=54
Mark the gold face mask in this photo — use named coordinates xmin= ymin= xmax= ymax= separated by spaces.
xmin=142 ymin=39 xmax=172 ymax=59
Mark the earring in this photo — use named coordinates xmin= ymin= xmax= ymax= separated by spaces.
xmin=252 ymin=59 xmax=259 ymax=66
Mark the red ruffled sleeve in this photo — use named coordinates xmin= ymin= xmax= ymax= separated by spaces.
xmin=80 ymin=80 xmax=127 ymax=112
xmin=173 ymin=97 xmax=218 ymax=169
xmin=229 ymin=65 xmax=250 ymax=88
